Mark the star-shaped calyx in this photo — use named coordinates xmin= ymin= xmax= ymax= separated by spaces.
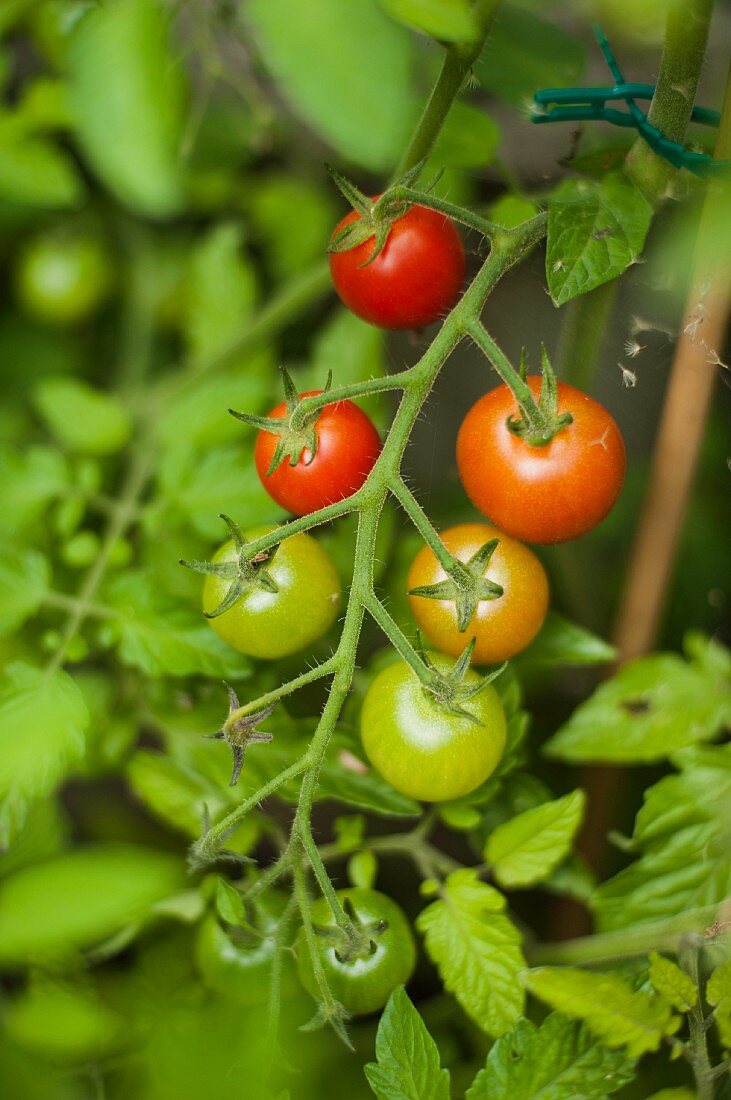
xmin=419 ymin=637 xmax=506 ymax=724
xmin=206 ymin=682 xmax=275 ymax=786
xmin=179 ymin=513 xmax=279 ymax=619
xmin=229 ymin=366 xmax=332 ymax=475
xmin=326 ymin=160 xmax=431 ymax=265
xmin=409 ymin=538 xmax=504 ymax=632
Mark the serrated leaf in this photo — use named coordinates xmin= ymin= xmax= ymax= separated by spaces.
xmin=68 ymin=0 xmax=186 ymax=215
xmin=546 ymin=174 xmax=652 ymax=305
xmin=465 ymin=1013 xmax=635 ymax=1099
xmin=417 ymin=869 xmax=524 ymax=1036
xmin=592 ymin=744 xmax=731 ymax=930
xmin=475 ymin=5 xmax=585 ymax=107
xmin=545 ymin=648 xmax=731 ymax=764
xmin=33 ymin=377 xmax=131 ymax=455
xmin=0 ymin=550 xmax=49 ymax=637
xmin=0 ymin=446 xmax=68 ymax=539
xmin=365 ymin=986 xmax=451 ymax=1100
xmin=100 ymin=571 xmax=251 ymax=679
xmin=247 ymin=0 xmax=415 ymax=171
xmin=379 ymin=0 xmax=476 ymax=42
xmin=0 ymin=844 xmax=184 ymax=967
xmin=0 ymin=662 xmax=88 ymax=848
xmin=215 ymin=878 xmax=245 ymax=925
xmin=516 ymin=613 xmax=615 ymax=668
xmin=707 ymin=959 xmax=731 ymax=1048
xmin=648 ymin=953 xmax=697 ymax=1012
xmin=485 ymin=790 xmax=585 ymax=888
xmin=0 ymin=116 xmax=86 ymax=208
xmin=522 ymin=967 xmax=680 ymax=1057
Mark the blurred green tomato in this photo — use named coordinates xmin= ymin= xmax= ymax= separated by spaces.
xmin=16 ymin=231 xmax=113 ymax=326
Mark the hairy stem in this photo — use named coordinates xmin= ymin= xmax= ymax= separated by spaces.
xmin=680 ymin=938 xmax=715 ymax=1100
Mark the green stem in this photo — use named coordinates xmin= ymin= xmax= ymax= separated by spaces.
xmin=42 ymin=591 xmax=118 ymax=620
xmin=227 ymin=658 xmax=339 ymax=723
xmin=392 ymin=0 xmax=502 ymax=180
xmin=389 ymin=477 xmax=461 ymax=577
xmin=362 ymin=590 xmax=435 ymax=685
xmin=290 ymin=370 xmax=414 ymax=427
xmin=626 ymin=0 xmax=716 ymax=200
xmin=680 ymin=937 xmax=715 ymax=1100
xmin=376 ymin=186 xmax=501 ymax=238
xmin=293 ymin=855 xmax=350 ymax=1044
xmin=231 ymin=492 xmax=364 ymax=563
xmin=554 ymin=281 xmax=618 ymax=392
xmin=527 ymin=905 xmax=722 ymax=966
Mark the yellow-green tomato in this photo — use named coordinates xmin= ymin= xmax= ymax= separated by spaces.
xmin=360 ymin=655 xmax=506 ymax=802
xmin=295 ymin=888 xmax=416 ymax=1016
xmin=202 ymin=527 xmax=340 ymax=659
xmin=16 ymin=231 xmax=113 ymax=326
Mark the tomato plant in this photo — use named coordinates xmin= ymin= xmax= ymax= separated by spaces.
xmin=456 ymin=377 xmax=626 ymax=544
xmin=295 ymin=888 xmax=416 ymax=1016
xmin=407 ymin=522 xmax=549 ymax=664
xmin=254 ymin=390 xmax=382 ymax=515
xmin=201 ymin=525 xmax=341 ymax=659
xmin=360 ymin=654 xmax=507 ymax=802
xmin=329 ymin=202 xmax=466 ymax=330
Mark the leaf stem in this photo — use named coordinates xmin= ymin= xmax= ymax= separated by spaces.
xmin=226 ymin=658 xmax=339 ymax=723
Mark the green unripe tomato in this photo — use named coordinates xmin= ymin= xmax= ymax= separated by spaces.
xmin=202 ymin=526 xmax=340 ymax=659
xmin=360 ymin=655 xmax=507 ymax=802
xmin=195 ymin=892 xmax=294 ymax=1005
xmin=295 ymin=888 xmax=416 ymax=1016
xmin=16 ymin=231 xmax=113 ymax=326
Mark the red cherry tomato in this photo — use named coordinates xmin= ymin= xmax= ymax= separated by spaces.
xmin=254 ymin=390 xmax=381 ymax=516
xmin=456 ymin=377 xmax=626 ymax=544
xmin=329 ymin=202 xmax=466 ymax=330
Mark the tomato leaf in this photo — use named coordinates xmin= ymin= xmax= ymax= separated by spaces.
xmin=68 ymin=0 xmax=186 ymax=216
xmin=431 ymin=102 xmax=500 ymax=170
xmin=183 ymin=222 xmax=259 ymax=362
xmin=485 ymin=789 xmax=585 ymax=888
xmin=5 ymin=978 xmax=122 ymax=1062
xmin=514 ymin=612 xmax=615 ymax=668
xmin=521 ymin=967 xmax=680 ymax=1057
xmin=545 ymin=641 xmax=731 ymax=763
xmin=0 ymin=116 xmax=86 ymax=208
xmin=648 ymin=953 xmax=697 ymax=1013
xmin=0 ymin=662 xmax=88 ymax=848
xmin=417 ymin=869 xmax=525 ymax=1036
xmin=379 ymin=0 xmax=476 ymax=43
xmin=0 ymin=446 xmax=68 ymax=540
xmin=365 ymin=986 xmax=451 ymax=1100
xmin=33 ymin=377 xmax=131 ymax=456
xmin=546 ymin=173 xmax=652 ymax=306
xmin=465 ymin=1013 xmax=635 ymax=1099
xmin=706 ymin=960 xmax=731 ymax=1048
xmin=247 ymin=0 xmax=415 ymax=171
xmin=0 ymin=550 xmax=49 ymax=638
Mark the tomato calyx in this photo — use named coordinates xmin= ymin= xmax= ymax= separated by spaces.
xmin=230 ymin=367 xmax=332 ymax=475
xmin=419 ymin=640 xmax=506 ymax=723
xmin=408 ymin=536 xmax=503 ymax=632
xmin=205 ymin=682 xmax=275 ymax=786
xmin=507 ymin=347 xmax=574 ymax=446
xmin=326 ymin=162 xmax=427 ymax=265
xmin=180 ymin=513 xmax=280 ymax=615
xmin=313 ymin=895 xmax=387 ymax=965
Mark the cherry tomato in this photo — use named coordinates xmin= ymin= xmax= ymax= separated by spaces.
xmin=456 ymin=377 xmax=626 ymax=544
xmin=195 ymin=891 xmax=295 ymax=1005
xmin=407 ymin=523 xmax=549 ymax=665
xmin=295 ymin=887 xmax=416 ymax=1016
xmin=255 ymin=390 xmax=381 ymax=516
xmin=329 ymin=202 xmax=466 ymax=330
xmin=360 ymin=654 xmax=507 ymax=802
xmin=202 ymin=526 xmax=340 ymax=659
xmin=16 ymin=231 xmax=113 ymax=326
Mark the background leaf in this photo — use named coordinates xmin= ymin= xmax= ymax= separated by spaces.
xmin=0 ymin=551 xmax=49 ymax=638
xmin=379 ymin=0 xmax=476 ymax=43
xmin=33 ymin=377 xmax=131 ymax=455
xmin=485 ymin=789 xmax=585 ymax=888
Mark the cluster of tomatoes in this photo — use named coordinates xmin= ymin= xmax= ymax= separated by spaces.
xmin=197 ymin=199 xmax=626 ymax=1019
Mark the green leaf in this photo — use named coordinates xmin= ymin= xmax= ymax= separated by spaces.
xmin=33 ymin=377 xmax=131 ymax=455
xmin=707 ymin=959 xmax=731 ymax=1048
xmin=487 ymin=194 xmax=539 ymax=230
xmin=0 ymin=662 xmax=88 ymax=848
xmin=247 ymin=0 xmax=415 ymax=171
xmin=0 ymin=844 xmax=184 ymax=967
xmin=485 ymin=790 xmax=585 ymax=888
xmin=465 ymin=1013 xmax=635 ymax=1099
xmin=515 ymin=613 xmax=615 ymax=668
xmin=301 ymin=308 xmax=389 ymax=426
xmin=647 ymin=953 xmax=697 ymax=1012
xmin=430 ymin=102 xmax=500 ymax=170
xmin=364 ymin=986 xmax=451 ymax=1100
xmin=522 ymin=967 xmax=680 ymax=1057
xmin=0 ymin=799 xmax=69 ymax=882
xmin=215 ymin=878 xmax=245 ymax=926
xmin=379 ymin=0 xmax=476 ymax=42
xmin=347 ymin=849 xmax=378 ymax=890
xmin=0 ymin=116 xmax=86 ymax=208
xmin=0 ymin=550 xmax=49 ymax=637
xmin=100 ymin=571 xmax=251 ymax=679
xmin=592 ymin=744 xmax=731 ymax=930
xmin=0 ymin=446 xmax=68 ymax=539
xmin=184 ymin=222 xmax=259 ymax=361
xmin=546 ymin=173 xmax=652 ymax=305
xmin=475 ymin=4 xmax=585 ymax=107
xmin=248 ymin=174 xmax=336 ymax=282
xmin=417 ymin=869 xmax=525 ymax=1036
xmin=125 ymin=749 xmax=241 ymax=839
xmin=67 ymin=0 xmax=186 ymax=216
xmin=159 ymin=360 xmax=273 ymax=450
xmin=545 ymin=647 xmax=731 ymax=764
xmin=5 ymin=977 xmax=121 ymax=1062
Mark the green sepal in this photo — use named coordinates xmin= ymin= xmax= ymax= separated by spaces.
xmin=179 ymin=514 xmax=280 ymax=618
xmin=409 ymin=537 xmax=503 ymax=632
xmin=230 ymin=367 xmax=327 ymax=475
